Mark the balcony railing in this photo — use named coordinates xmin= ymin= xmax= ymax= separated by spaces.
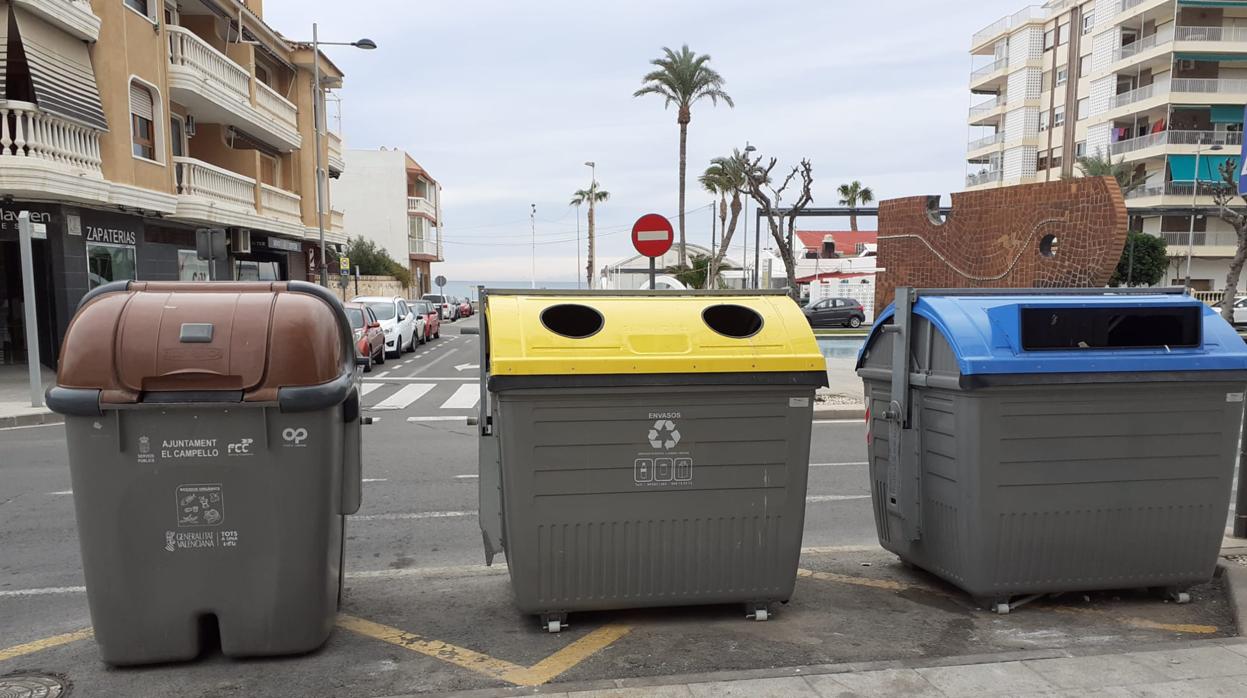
xmin=1175 ymin=25 xmax=1247 ymax=43
xmin=1109 ymin=130 xmax=1168 ymax=155
xmin=1171 ymin=78 xmax=1247 ymax=95
xmin=255 ymin=81 xmax=298 ymax=135
xmin=408 ymin=236 xmax=443 ymax=259
xmin=330 ymin=209 xmax=344 ymax=233
xmin=1111 ymin=80 xmax=1168 ymax=109
xmin=168 ymin=26 xmax=250 ymax=100
xmin=1110 ymin=129 xmax=1244 ymax=155
xmin=0 ymin=100 xmax=103 ymax=174
xmin=972 ymin=5 xmax=1044 ymax=47
xmin=175 ymin=156 xmax=257 ymax=211
xmin=968 ymin=133 xmax=1004 ymax=150
xmin=259 ymin=183 xmax=302 ymax=223
xmin=1120 ymin=0 xmax=1147 ymax=12
xmin=1124 ymin=181 xmax=1230 ymax=199
xmin=407 ymin=196 xmax=437 ymax=218
xmin=966 ymin=170 xmax=1003 ymax=187
xmin=969 ymin=97 xmax=1002 ymax=119
xmin=327 ymin=131 xmax=344 ymax=172
xmin=1113 ymin=26 xmax=1174 ymax=62
xmin=971 ymin=59 xmax=1008 ymax=82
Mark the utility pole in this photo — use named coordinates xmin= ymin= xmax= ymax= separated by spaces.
xmin=18 ymin=212 xmax=42 ymax=408
xmin=530 ymin=203 xmax=536 ymax=289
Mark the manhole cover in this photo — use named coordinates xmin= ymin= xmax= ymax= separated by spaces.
xmin=0 ymin=675 xmax=67 ymax=698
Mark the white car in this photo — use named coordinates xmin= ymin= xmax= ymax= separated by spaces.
xmin=1224 ymin=296 xmax=1247 ymax=326
xmin=352 ymin=296 xmax=423 ymax=358
xmin=422 ymin=293 xmax=456 ymax=321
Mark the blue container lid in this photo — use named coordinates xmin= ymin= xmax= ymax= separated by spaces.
xmin=859 ymin=293 xmax=1247 ymax=376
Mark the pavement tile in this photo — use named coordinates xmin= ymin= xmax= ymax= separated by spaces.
xmin=1222 ymin=643 xmax=1247 ymax=659
xmin=1122 ymin=647 xmax=1247 ymax=681
xmin=916 ymin=661 xmax=1055 ymax=696
xmin=686 ymin=676 xmax=821 ymax=698
xmin=1009 ymin=689 xmax=1135 ymax=698
xmin=1023 ymin=655 xmax=1170 ymax=689
xmin=573 ymin=688 xmax=693 ymax=698
xmin=1125 ymin=676 xmax=1247 ymax=697
xmin=806 ymin=668 xmax=943 ymax=697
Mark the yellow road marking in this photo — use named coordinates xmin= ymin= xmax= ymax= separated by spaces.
xmin=337 ymin=614 xmax=631 ymax=687
xmin=799 ymin=569 xmax=1219 ymax=635
xmin=0 ymin=628 xmax=93 ymax=663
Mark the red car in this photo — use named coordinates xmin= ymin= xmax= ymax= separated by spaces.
xmin=345 ymin=302 xmax=385 ymax=371
xmin=457 ymin=297 xmax=472 ymax=318
xmin=410 ymin=299 xmax=441 ymax=340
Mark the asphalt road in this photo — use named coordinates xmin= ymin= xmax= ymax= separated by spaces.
xmin=0 ymin=313 xmax=1236 ymax=696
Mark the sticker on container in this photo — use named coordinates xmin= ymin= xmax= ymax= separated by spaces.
xmin=636 ymin=412 xmax=694 ymax=487
xmin=164 ymin=529 xmax=239 ymax=552
xmin=176 ymin=483 xmax=224 ymax=527
xmin=789 ymin=397 xmax=810 ymax=408
xmin=1227 ymin=393 xmax=1244 ymax=403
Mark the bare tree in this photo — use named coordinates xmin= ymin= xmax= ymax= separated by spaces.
xmin=742 ymin=151 xmax=814 ymax=298
xmin=1213 ymin=157 xmax=1247 ymax=323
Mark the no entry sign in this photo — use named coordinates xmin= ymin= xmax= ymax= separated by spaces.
xmin=631 ymin=213 xmax=674 ymax=258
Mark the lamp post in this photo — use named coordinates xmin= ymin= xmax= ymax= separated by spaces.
xmin=1185 ymin=140 xmax=1223 ymax=293
xmin=530 ymin=204 xmax=537 ymax=289
xmin=585 ymin=161 xmax=596 ymax=289
xmin=305 ymin=23 xmax=376 ymax=285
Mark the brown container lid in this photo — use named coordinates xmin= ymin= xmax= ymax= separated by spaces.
xmin=56 ymin=282 xmax=351 ymax=405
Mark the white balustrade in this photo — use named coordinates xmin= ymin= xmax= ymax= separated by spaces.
xmin=167 ymin=26 xmax=251 ymax=101
xmin=260 ymin=183 xmax=302 ymax=222
xmin=1171 ymin=78 xmax=1247 ymax=94
xmin=0 ymin=100 xmax=102 ymax=174
xmin=407 ymin=196 xmax=437 ymax=217
xmin=255 ymin=81 xmax=298 ymax=134
xmin=175 ymin=156 xmax=256 ymax=211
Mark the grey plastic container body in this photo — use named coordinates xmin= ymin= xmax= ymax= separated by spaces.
xmin=489 ymin=383 xmax=814 ymax=615
xmin=860 ymin=315 xmax=1242 ymax=600
xmin=64 ymin=401 xmax=358 ymax=665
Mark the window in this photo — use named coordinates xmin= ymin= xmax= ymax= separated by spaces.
xmin=1058 ymin=23 xmax=1070 ymax=45
xmin=1053 ymin=105 xmax=1066 ymax=127
xmin=1051 ymin=145 xmax=1064 ymax=169
xmin=164 ymin=1 xmax=179 ymax=25
xmin=1076 ymin=141 xmax=1087 ymax=157
xmin=259 ymin=153 xmax=280 ymax=187
xmin=87 ymin=244 xmax=137 ymax=289
xmin=1056 ymin=67 xmax=1068 ymax=86
xmin=1039 ymin=110 xmax=1050 ymax=131
xmin=1044 ymin=28 xmax=1056 ymax=50
xmin=1080 ymin=54 xmax=1092 ymax=77
xmin=255 ymin=64 xmax=272 ymax=87
xmin=1077 ymin=98 xmax=1088 ymax=120
xmin=124 ymin=0 xmax=149 ymax=15
xmin=129 ymin=81 xmax=157 ymax=161
xmin=1083 ymin=11 xmax=1095 ymax=34
xmin=1038 ymin=150 xmax=1049 ymax=170
xmin=169 ymin=116 xmax=185 ymax=158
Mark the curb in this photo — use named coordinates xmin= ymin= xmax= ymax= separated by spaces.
xmin=1220 ymin=558 xmax=1247 ymax=635
xmin=0 ymin=411 xmax=63 ymax=429
xmin=813 ymin=406 xmax=865 ymax=420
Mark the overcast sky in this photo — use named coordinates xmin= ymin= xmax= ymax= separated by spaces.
xmin=265 ymin=0 xmax=1020 ymax=282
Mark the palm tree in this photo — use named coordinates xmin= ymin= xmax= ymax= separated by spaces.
xmin=1072 ymin=149 xmax=1146 ymax=196
xmin=837 ymin=181 xmax=874 ymax=231
xmin=570 ymin=184 xmax=610 ymax=289
xmin=698 ymin=150 xmax=748 ymax=286
xmin=634 ymin=45 xmax=734 ymax=267
xmin=664 ymin=253 xmax=731 ymax=290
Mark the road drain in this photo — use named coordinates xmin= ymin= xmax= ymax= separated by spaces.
xmin=0 ymin=674 xmax=68 ymax=698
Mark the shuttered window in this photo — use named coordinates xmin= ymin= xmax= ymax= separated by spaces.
xmin=130 ymin=81 xmax=156 ymax=160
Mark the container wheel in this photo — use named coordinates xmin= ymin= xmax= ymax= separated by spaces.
xmin=994 ymin=602 xmax=1010 ymax=615
xmin=541 ymin=614 xmax=566 ymax=633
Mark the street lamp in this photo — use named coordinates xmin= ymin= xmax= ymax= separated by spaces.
xmin=530 ymin=204 xmax=537 ymax=289
xmin=1185 ymin=140 xmax=1223 ymax=293
xmin=304 ymin=23 xmax=377 ymax=285
xmin=584 ymin=161 xmax=596 ymax=289
xmin=744 ymin=143 xmax=758 ymax=288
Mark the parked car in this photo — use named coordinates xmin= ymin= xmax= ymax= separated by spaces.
xmin=1214 ymin=296 xmax=1247 ymax=326
xmin=423 ymin=293 xmax=456 ymax=322
xmin=457 ymin=297 xmax=473 ymax=318
xmin=352 ymin=296 xmax=421 ymax=357
xmin=803 ymin=297 xmax=866 ymax=328
xmin=344 ymin=303 xmax=385 ymax=371
xmin=410 ymin=299 xmax=441 ymax=340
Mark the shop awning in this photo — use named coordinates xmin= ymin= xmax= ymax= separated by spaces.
xmin=1169 ymin=154 xmax=1238 ymax=183
xmin=1211 ymin=105 xmax=1244 ymax=123
xmin=10 ymin=6 xmax=106 ymax=130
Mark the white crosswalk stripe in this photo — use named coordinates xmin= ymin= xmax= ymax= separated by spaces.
xmin=360 ymin=383 xmax=383 ymax=397
xmin=439 ymin=384 xmax=480 ymax=410
xmin=371 ymin=383 xmax=435 ymax=410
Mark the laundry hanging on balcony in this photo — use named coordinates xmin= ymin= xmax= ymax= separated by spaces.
xmin=7 ymin=6 xmax=106 ymax=130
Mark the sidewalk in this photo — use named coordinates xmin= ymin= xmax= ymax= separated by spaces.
xmin=0 ymin=363 xmax=58 ymax=428
xmin=440 ymin=640 xmax=1247 ymax=697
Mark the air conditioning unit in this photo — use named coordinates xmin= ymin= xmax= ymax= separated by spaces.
xmin=185 ymin=115 xmax=197 ymax=136
xmin=232 ymin=228 xmax=252 ymax=254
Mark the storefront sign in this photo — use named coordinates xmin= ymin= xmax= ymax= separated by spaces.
xmin=85 ymin=226 xmax=138 ymax=245
xmin=0 ymin=207 xmax=53 ymax=234
xmin=267 ymin=237 xmax=302 ymax=253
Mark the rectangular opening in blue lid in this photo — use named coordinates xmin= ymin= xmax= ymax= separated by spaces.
xmin=1020 ymin=306 xmax=1201 ymax=351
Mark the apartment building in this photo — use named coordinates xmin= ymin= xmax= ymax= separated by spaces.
xmin=332 ymin=148 xmax=444 ymax=295
xmin=0 ymin=0 xmax=350 ymax=367
xmin=967 ymin=0 xmax=1247 ymax=290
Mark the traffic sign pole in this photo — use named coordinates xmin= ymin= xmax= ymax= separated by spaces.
xmin=649 ymin=258 xmax=656 ymax=289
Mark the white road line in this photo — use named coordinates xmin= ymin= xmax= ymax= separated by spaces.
xmin=440 ymin=384 xmax=480 ymax=410
xmin=352 ymin=510 xmax=475 ymax=521
xmin=362 ymin=478 xmax=388 ymax=483
xmin=810 ymin=461 xmax=869 ymax=467
xmin=806 ymin=494 xmax=871 ymax=503
xmin=371 ymin=383 xmax=434 ymax=411
xmin=363 ymin=377 xmax=475 ymax=382
xmin=814 ymin=419 xmax=864 ymax=425
xmin=406 ymin=416 xmax=468 ymax=423
xmin=359 ymin=383 xmax=383 ymax=397
xmin=0 ymin=586 xmax=86 ymax=598
xmin=454 ymin=474 xmax=479 ymax=480
xmin=47 ymin=490 xmax=73 ymax=496
xmin=346 ymin=566 xmax=506 ymax=581
xmin=0 ymin=422 xmax=60 ymax=431
xmin=801 ymin=544 xmax=884 ymax=554
xmin=374 ymin=371 xmax=391 ymax=378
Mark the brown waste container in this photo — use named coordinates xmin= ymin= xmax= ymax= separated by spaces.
xmin=46 ymin=280 xmax=364 ymax=665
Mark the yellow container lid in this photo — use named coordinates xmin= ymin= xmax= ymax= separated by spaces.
xmin=484 ymin=290 xmax=826 ymax=376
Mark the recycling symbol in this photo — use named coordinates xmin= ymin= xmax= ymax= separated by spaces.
xmin=648 ymin=419 xmax=681 ymax=450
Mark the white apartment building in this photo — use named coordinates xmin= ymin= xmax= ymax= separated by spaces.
xmin=333 ymin=148 xmax=444 ymax=295
xmin=967 ymin=0 xmax=1247 ymax=291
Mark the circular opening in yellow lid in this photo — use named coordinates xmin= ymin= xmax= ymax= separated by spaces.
xmin=540 ymin=304 xmax=604 ymax=339
xmin=702 ymin=304 xmax=763 ymax=339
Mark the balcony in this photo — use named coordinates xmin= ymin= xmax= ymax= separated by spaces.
xmin=1111 ymin=26 xmax=1174 ymax=64
xmin=972 ymin=5 xmax=1044 ymax=52
xmin=970 ymin=58 xmax=1009 ymax=92
xmin=1171 ymin=78 xmax=1247 ymax=103
xmin=407 ymin=196 xmax=437 ymax=219
xmin=1109 ymin=130 xmax=1244 ymax=158
xmin=1175 ymin=25 xmax=1247 ymax=44
xmin=327 ymin=131 xmax=345 ymax=174
xmin=966 ymin=169 xmax=1003 ymax=188
xmin=167 ymin=26 xmax=301 ymax=152
xmin=12 ymin=0 xmax=100 ymax=42
xmin=408 ymin=235 xmax=444 ymax=261
xmin=969 ymin=97 xmax=1006 ymax=125
xmin=173 ymin=156 xmax=306 ymax=236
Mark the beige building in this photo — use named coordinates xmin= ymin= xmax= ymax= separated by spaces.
xmin=967 ymin=0 xmax=1247 ymax=291
xmin=0 ymin=0 xmax=351 ymax=366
